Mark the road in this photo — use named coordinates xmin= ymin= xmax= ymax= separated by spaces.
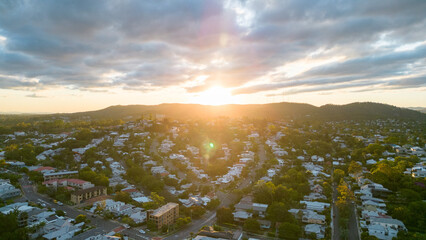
xmin=164 ymin=212 xmax=217 ymax=240
xmin=173 ymin=141 xmax=268 ymax=239
xmin=332 ymin=182 xmax=360 ymax=240
xmin=18 ymin=176 xmax=148 ymax=240
xmin=348 ymin=201 xmax=360 ymax=240
xmin=214 ymin=142 xmax=268 ymax=208
xmin=332 ymin=183 xmax=341 ymax=240
xmin=240 ymin=142 xmax=267 ymax=190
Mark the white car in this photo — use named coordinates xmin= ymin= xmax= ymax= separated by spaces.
xmin=139 ymin=229 xmax=145 ymax=234
xmin=57 ymin=201 xmax=63 ymax=206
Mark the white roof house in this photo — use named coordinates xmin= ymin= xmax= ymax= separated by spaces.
xmin=300 ymin=201 xmax=330 ymax=211
xmin=305 ymin=224 xmax=324 ymax=239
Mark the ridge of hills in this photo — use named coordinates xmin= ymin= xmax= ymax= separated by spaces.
xmin=1 ymin=102 xmax=424 ymax=124
xmin=63 ymin=102 xmax=425 ymax=121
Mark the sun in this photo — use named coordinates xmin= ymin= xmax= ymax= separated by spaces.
xmin=194 ymin=86 xmax=234 ymax=105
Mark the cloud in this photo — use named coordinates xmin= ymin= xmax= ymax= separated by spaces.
xmin=26 ymin=93 xmax=46 ymax=98
xmin=266 ymin=75 xmax=426 ymax=96
xmin=0 ymin=0 xmax=425 ymax=96
xmin=0 ymin=76 xmax=40 ymax=89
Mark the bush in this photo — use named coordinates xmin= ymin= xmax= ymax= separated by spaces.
xmin=75 ymin=214 xmax=88 ymax=224
xmin=213 ymin=224 xmax=222 ymax=231
xmin=55 ymin=210 xmax=65 ymax=217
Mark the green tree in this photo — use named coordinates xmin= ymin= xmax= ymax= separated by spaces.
xmin=147 ymin=220 xmax=157 ymax=231
xmin=253 ymin=180 xmax=275 ymax=204
xmin=267 ymin=202 xmax=293 ymax=223
xmin=121 ymin=216 xmax=136 ymax=227
xmin=190 ymin=206 xmax=206 ymax=219
xmin=176 ymin=217 xmax=191 ymax=228
xmin=114 ymin=191 xmax=133 ymax=204
xmin=333 ymin=169 xmax=345 ymax=184
xmin=348 ymin=161 xmax=362 ymax=175
xmin=79 ymin=168 xmax=109 ymax=187
xmin=243 ymin=218 xmax=260 ymax=233
xmin=216 ymin=207 xmax=233 ymax=224
xmin=206 ymin=198 xmax=221 ymax=210
xmin=274 ymin=184 xmax=298 ymax=203
xmin=365 ymin=143 xmax=385 ymax=156
xmin=278 ymin=222 xmax=302 ymax=240
xmin=28 ymin=171 xmax=43 ymax=183
xmin=0 ymin=211 xmax=29 ymax=240
xmin=4 ymin=144 xmax=38 ymax=165
xmin=143 ymin=192 xmax=165 ymax=209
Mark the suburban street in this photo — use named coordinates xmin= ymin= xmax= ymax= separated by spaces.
xmin=348 ymin=201 xmax=360 ymax=240
xmin=332 ymin=183 xmax=341 ymax=240
xmin=332 ymin=182 xmax=360 ymax=240
xmin=18 ymin=176 xmax=148 ymax=240
xmin=164 ymin=212 xmax=217 ymax=240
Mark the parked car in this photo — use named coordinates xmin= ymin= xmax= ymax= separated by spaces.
xmin=139 ymin=229 xmax=145 ymax=234
xmin=57 ymin=201 xmax=63 ymax=206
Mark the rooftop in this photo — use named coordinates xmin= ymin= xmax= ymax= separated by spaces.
xmin=151 ymin=202 xmax=178 ymax=217
xmin=370 ymin=217 xmax=406 ymax=227
xmin=33 ymin=166 xmax=55 ymax=172
xmin=43 ymin=178 xmax=89 ymax=185
xmin=43 ymin=170 xmax=78 ymax=176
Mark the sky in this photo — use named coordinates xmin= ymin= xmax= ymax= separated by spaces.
xmin=0 ymin=0 xmax=425 ymax=113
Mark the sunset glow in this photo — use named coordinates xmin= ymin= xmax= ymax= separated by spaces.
xmin=0 ymin=0 xmax=425 ymax=113
xmin=193 ymin=86 xmax=235 ymax=106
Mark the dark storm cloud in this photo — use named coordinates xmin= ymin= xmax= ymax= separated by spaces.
xmin=0 ymin=0 xmax=425 ymax=95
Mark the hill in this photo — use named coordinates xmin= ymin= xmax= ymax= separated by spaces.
xmin=1 ymin=102 xmax=424 ymax=125
xmin=316 ymin=102 xmax=425 ymax=121
xmin=65 ymin=102 xmax=317 ymax=120
xmin=408 ymin=107 xmax=426 ymax=114
xmin=63 ymin=102 xmax=425 ymax=121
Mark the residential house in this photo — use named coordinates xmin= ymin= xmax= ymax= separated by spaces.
xmin=305 ymin=224 xmax=325 ymax=239
xmin=234 ymin=196 xmax=268 ymax=219
xmin=300 ymin=201 xmax=330 ymax=212
xmin=0 ymin=179 xmax=21 ymax=200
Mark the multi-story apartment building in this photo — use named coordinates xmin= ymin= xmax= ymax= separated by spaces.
xmin=70 ymin=186 xmax=107 ymax=204
xmin=42 ymin=179 xmax=95 ymax=190
xmin=147 ymin=202 xmax=179 ymax=230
